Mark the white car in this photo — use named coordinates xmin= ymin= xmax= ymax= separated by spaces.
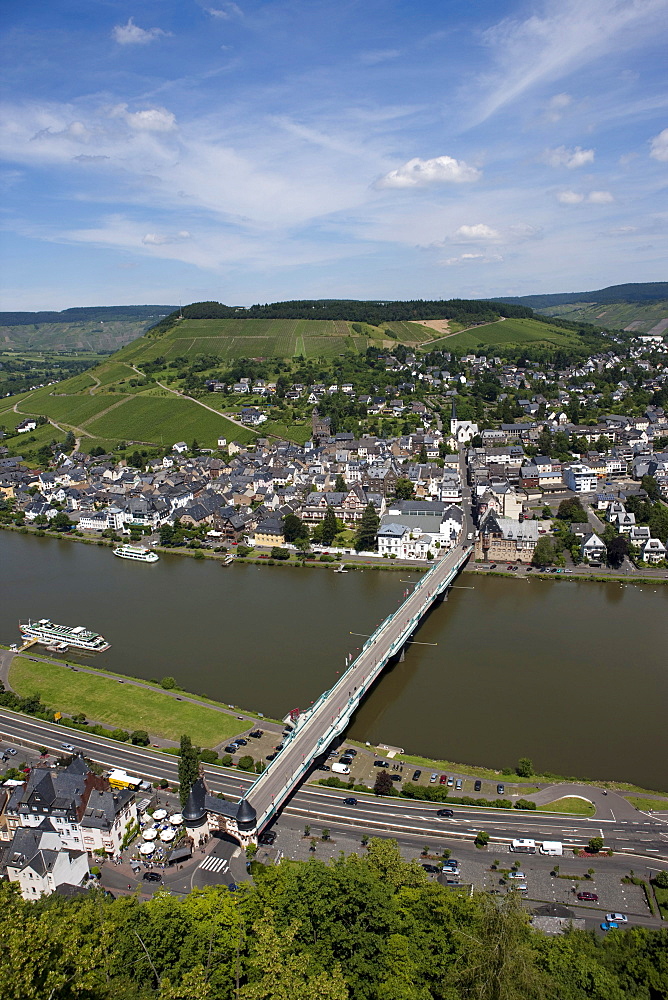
xmin=605 ymin=912 xmax=628 ymax=923
xmin=61 ymin=742 xmax=75 ymax=752
xmin=508 ymin=871 xmax=526 ymax=879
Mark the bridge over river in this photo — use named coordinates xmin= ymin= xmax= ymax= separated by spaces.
xmin=241 ymin=542 xmax=473 ymax=838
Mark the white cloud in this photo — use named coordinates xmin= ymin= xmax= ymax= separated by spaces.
xmin=206 ymin=3 xmax=242 ymax=19
xmin=377 ymin=155 xmax=480 ymax=188
xmin=557 ymin=190 xmax=585 ymax=204
xmin=112 ymin=18 xmax=170 ymax=45
xmin=111 ymin=105 xmax=177 ymax=132
xmin=545 ymin=92 xmax=572 ymax=122
xmin=649 ymin=127 xmax=668 ymax=161
xmin=442 ymin=252 xmax=503 ymax=266
xmin=557 ymin=189 xmax=614 ymax=204
xmin=544 ymin=145 xmax=595 ymax=168
xmin=588 ymin=190 xmax=614 ymax=203
xmin=471 ymin=0 xmax=668 ymax=125
xmin=359 ymin=49 xmax=400 ymax=65
xmin=142 ymin=231 xmax=191 ymax=245
xmin=455 ymin=223 xmax=501 ymax=241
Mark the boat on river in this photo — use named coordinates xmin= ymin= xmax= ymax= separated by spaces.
xmin=19 ymin=619 xmax=110 ymax=652
xmin=113 ymin=545 xmax=159 ymax=563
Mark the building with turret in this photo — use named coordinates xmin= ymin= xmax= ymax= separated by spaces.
xmin=183 ymin=777 xmax=257 ymax=847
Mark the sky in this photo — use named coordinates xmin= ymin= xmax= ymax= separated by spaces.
xmin=0 ymin=0 xmax=667 ymax=311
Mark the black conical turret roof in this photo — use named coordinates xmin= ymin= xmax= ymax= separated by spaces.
xmin=235 ymin=797 xmax=257 ymax=831
xmin=182 ymin=777 xmax=207 ymax=824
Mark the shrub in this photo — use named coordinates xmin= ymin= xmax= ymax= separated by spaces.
xmin=160 ymin=676 xmax=177 ymax=689
xmin=270 ymin=547 xmax=291 ymax=560
xmin=237 ymin=755 xmax=255 ymax=771
xmin=514 ymin=799 xmax=537 ymax=810
xmin=475 ymin=831 xmax=490 ymax=848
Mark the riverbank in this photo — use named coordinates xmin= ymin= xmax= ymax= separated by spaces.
xmin=4 ymin=647 xmax=668 ymax=803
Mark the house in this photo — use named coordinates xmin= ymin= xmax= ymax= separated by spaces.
xmin=581 ymin=532 xmax=607 ymax=564
xmin=5 ymin=826 xmax=89 ymax=900
xmin=641 ymin=537 xmax=666 ymax=563
xmin=562 ymin=464 xmax=598 ymax=493
xmin=172 ymin=441 xmax=188 ymax=454
xmin=253 ymin=517 xmax=284 ymax=546
xmin=475 ymin=511 xmax=539 ymax=563
xmin=16 ymin=419 xmax=38 ymax=434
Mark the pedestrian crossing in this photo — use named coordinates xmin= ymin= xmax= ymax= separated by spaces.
xmin=199 ymin=855 xmax=229 ymax=874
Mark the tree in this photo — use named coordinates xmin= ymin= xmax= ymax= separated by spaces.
xmin=394 ymin=478 xmax=414 ymax=501
xmin=283 ymin=513 xmax=308 ymax=544
xmin=653 ymin=869 xmax=668 ymax=888
xmin=52 ymin=511 xmax=72 ymax=532
xmin=294 ymin=536 xmax=311 ymax=560
xmin=355 ymin=503 xmax=380 ymax=552
xmin=130 ymin=730 xmax=149 ymax=746
xmin=588 ymin=836 xmax=604 ymax=852
xmin=531 ymin=536 xmax=555 ymax=567
xmin=237 ymin=755 xmax=255 ymax=771
xmin=334 ymin=474 xmax=347 ymax=493
xmin=541 ymin=505 xmax=552 ymax=520
xmin=178 ymin=734 xmax=201 ymax=808
xmin=475 ymin=830 xmax=490 ymax=848
xmin=606 ymin=533 xmax=628 ymax=568
xmin=418 ymin=443 xmax=428 ymax=463
xmin=63 ymin=430 xmax=75 ymax=451
xmin=515 ymin=757 xmax=533 ymax=778
xmin=374 ymin=769 xmax=393 ymax=796
xmin=318 ymin=505 xmax=337 ymax=546
xmin=161 ymin=676 xmax=177 ymax=689
xmin=641 ymin=474 xmax=661 ymax=502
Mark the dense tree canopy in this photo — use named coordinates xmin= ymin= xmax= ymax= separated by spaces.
xmin=1 ymin=842 xmax=665 ymax=1000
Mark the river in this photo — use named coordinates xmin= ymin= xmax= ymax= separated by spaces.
xmin=1 ymin=531 xmax=666 ymax=790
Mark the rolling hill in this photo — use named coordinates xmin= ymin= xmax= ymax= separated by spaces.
xmin=0 ymin=305 xmax=176 ymax=352
xmin=495 ymin=282 xmax=668 ymax=335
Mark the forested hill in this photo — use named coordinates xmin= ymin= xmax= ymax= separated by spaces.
xmin=151 ymin=297 xmax=533 ymax=332
xmin=0 ymin=305 xmax=175 ymax=326
xmin=494 ymin=282 xmax=668 ymax=309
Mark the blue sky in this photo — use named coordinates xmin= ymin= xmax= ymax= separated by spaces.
xmin=1 ymin=0 xmax=666 ymax=310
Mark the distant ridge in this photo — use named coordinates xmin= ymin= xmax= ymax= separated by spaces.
xmin=493 ymin=282 xmax=668 ymax=309
xmin=0 ymin=305 xmax=176 ymax=326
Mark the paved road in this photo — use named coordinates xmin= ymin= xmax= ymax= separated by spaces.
xmin=3 ymin=709 xmax=667 ymax=862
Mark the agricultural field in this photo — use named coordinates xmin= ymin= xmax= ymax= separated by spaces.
xmin=0 ymin=319 xmax=157 ymax=352
xmin=261 ymin=420 xmax=312 ymax=443
xmin=540 ymin=298 xmax=668 ymax=334
xmin=383 ymin=321 xmax=442 ymax=344
xmin=16 ymin=392 xmax=116 ymax=427
xmin=429 ymin=316 xmax=582 ymax=351
xmin=83 ymin=394 xmax=254 ymax=448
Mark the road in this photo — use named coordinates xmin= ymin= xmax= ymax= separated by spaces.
xmin=2 ymin=708 xmax=667 ymax=862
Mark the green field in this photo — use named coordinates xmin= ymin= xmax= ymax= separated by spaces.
xmin=18 ymin=392 xmax=117 ymax=427
xmin=427 ymin=316 xmax=581 ymax=351
xmin=540 ymin=796 xmax=596 ymax=816
xmin=83 ymin=395 xmax=255 ymax=447
xmin=625 ymin=796 xmax=668 ymax=812
xmin=9 ymin=656 xmax=242 ymax=748
xmin=541 ymin=299 xmax=668 ymax=334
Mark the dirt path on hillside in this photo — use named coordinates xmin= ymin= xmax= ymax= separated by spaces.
xmin=154 ymin=379 xmax=254 ymax=434
xmin=418 ymin=316 xmax=507 ymax=347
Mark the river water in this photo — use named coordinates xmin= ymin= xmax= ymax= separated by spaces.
xmin=1 ymin=531 xmax=666 ymax=790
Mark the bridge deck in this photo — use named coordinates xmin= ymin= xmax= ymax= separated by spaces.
xmin=246 ymin=543 xmax=473 ymax=829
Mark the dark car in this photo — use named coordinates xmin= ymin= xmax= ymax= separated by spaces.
xmin=344 ymin=748 xmax=357 ymax=756
xmin=390 ymin=774 xmax=402 ymax=782
xmin=442 ymin=859 xmax=459 ymax=868
xmin=274 ymin=744 xmax=284 ymax=752
xmin=374 ymin=760 xmax=389 ymax=767
xmin=422 ymin=864 xmax=439 ymax=873
xmin=249 ymin=729 xmax=263 ymax=738
xmin=490 ymin=564 xmax=497 ymax=569
xmin=577 ymin=891 xmax=599 ymax=902
xmin=258 ymin=831 xmax=276 ymax=846
xmin=412 ymin=769 xmax=422 ymax=781
xmin=436 ymin=808 xmax=454 ymax=818
xmin=343 ymin=797 xmax=358 ymax=805
xmin=319 ymin=764 xmax=331 ymax=771
xmin=142 ymin=872 xmax=162 ymax=882
xmin=236 ymin=738 xmax=248 ymax=746
xmin=339 ymin=756 xmax=353 ymax=765
xmin=474 ymin=780 xmax=482 ymax=792
xmin=265 ymin=752 xmax=277 ymax=761
xmin=224 ymin=745 xmax=239 ymax=754
xmin=497 ymin=783 xmax=505 ymax=795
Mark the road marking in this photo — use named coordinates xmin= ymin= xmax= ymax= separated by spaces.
xmin=199 ymin=856 xmax=229 ymax=873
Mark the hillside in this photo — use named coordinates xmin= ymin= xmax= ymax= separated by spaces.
xmin=495 ymin=282 xmax=668 ymax=309
xmin=494 ymin=283 xmax=668 ymax=335
xmin=0 ymin=305 xmax=176 ymax=352
xmin=0 ymin=297 xmax=611 ymax=458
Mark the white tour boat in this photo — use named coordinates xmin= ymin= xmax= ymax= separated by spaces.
xmin=113 ymin=545 xmax=159 ymax=563
xmin=19 ymin=619 xmax=110 ymax=652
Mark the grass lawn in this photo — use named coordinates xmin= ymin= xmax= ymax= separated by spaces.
xmin=539 ymin=796 xmax=596 ymax=816
xmin=654 ymin=885 xmax=668 ymax=919
xmin=9 ymin=656 xmax=242 ymax=748
xmin=625 ymin=796 xmax=668 ymax=811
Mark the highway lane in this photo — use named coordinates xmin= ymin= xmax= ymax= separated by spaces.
xmin=3 ymin=708 xmax=667 ymax=860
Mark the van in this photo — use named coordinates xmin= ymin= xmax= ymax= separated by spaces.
xmin=331 ymin=762 xmax=350 ymax=775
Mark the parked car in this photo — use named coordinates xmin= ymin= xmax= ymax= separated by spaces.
xmin=274 ymin=744 xmax=284 ymax=751
xmin=319 ymin=764 xmax=331 ymax=771
xmin=265 ymin=752 xmax=277 ymax=761
xmin=258 ymin=831 xmax=276 ymax=846
xmin=339 ymin=756 xmax=353 ymax=765
xmin=343 ymin=797 xmax=358 ymax=806
xmin=577 ymin=892 xmax=599 ymax=902
xmin=442 ymin=865 xmax=460 ymax=876
xmin=455 ymin=779 xmax=462 ymax=790
xmin=507 ymin=871 xmax=526 ymax=879
xmin=444 ymin=877 xmax=461 ymax=885
xmin=412 ymin=769 xmax=421 ymax=781
xmin=605 ymin=913 xmax=628 ymax=923
xmin=422 ymin=864 xmax=439 ymax=874
xmin=374 ymin=760 xmax=390 ymax=768
xmin=142 ymin=872 xmax=162 ymax=882
xmin=60 ymin=743 xmax=75 ymax=752
xmin=249 ymin=730 xmax=263 ymax=738
xmin=344 ymin=748 xmax=357 ymax=756
xmin=600 ymin=921 xmax=619 ymax=931
xmin=235 ymin=738 xmax=247 ymax=746
xmin=439 ymin=774 xmax=448 ymax=785
xmin=436 ymin=809 xmax=454 ymax=818
xmin=497 ymin=783 xmax=505 ymax=795
xmin=447 ymin=776 xmax=454 ymax=787
xmin=224 ymin=745 xmax=239 ymax=754
xmin=474 ymin=780 xmax=482 ymax=792
xmin=430 ymin=773 xmax=438 ymax=783
xmin=442 ymin=859 xmax=459 ymax=868
xmin=390 ymin=774 xmax=402 ymax=782
xmin=6 ymin=748 xmax=17 ymax=756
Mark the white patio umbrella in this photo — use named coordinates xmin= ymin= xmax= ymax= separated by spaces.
xmin=153 ymin=809 xmax=168 ymax=821
xmin=159 ymin=828 xmax=176 ymax=842
xmin=142 ymin=827 xmax=157 ymax=840
xmin=169 ymin=813 xmax=183 ymax=826
xmin=139 ymin=842 xmax=155 ymax=855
